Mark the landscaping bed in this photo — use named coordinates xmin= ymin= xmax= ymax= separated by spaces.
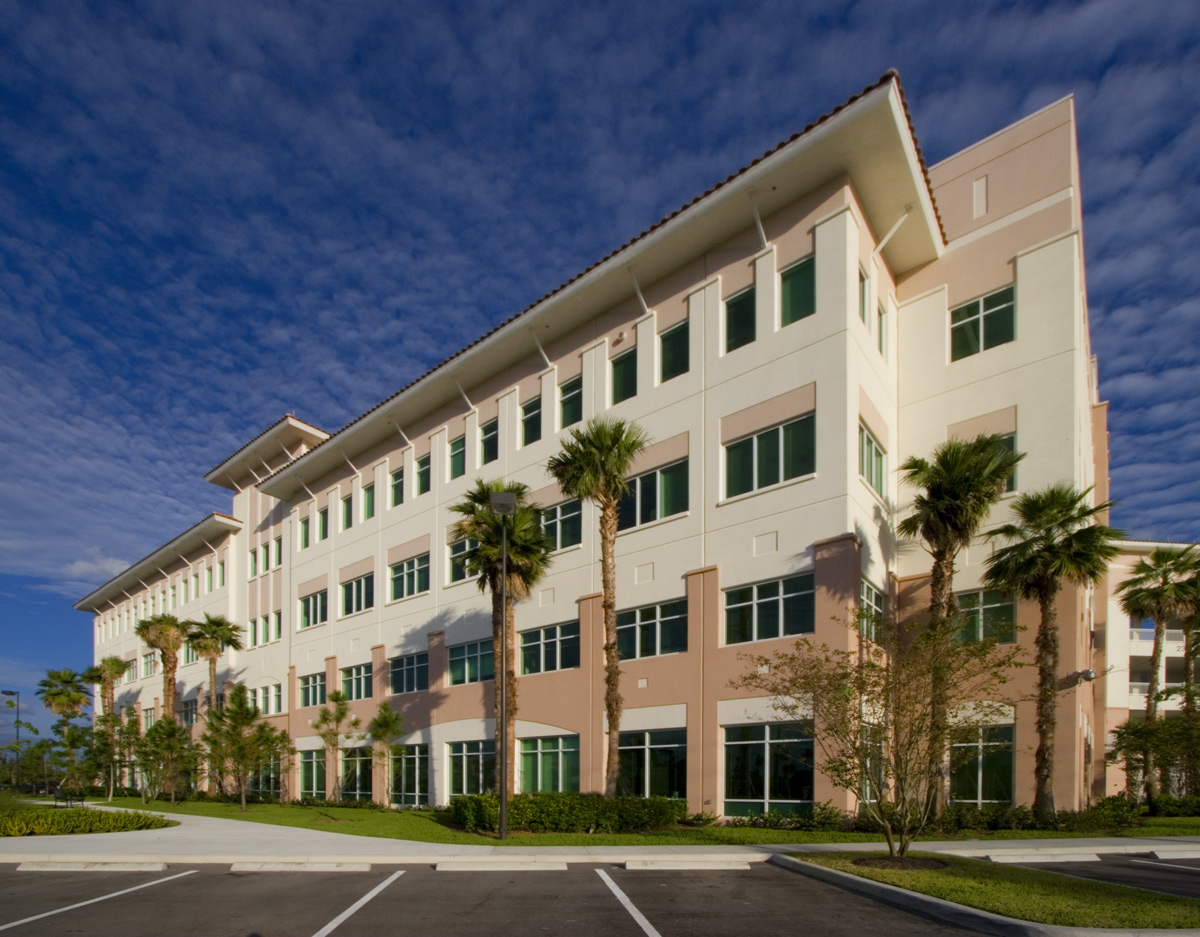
xmin=0 ymin=807 xmax=174 ymax=837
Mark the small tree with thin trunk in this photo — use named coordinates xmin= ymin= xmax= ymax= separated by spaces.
xmin=367 ymin=702 xmax=405 ymax=804
xmin=984 ymin=483 xmax=1122 ymax=821
xmin=547 ymin=417 xmax=649 ymax=797
xmin=312 ymin=691 xmax=361 ymax=801
xmin=83 ymin=656 xmax=130 ymax=800
xmin=201 ymin=684 xmax=293 ymax=811
xmin=137 ymin=718 xmax=198 ymax=804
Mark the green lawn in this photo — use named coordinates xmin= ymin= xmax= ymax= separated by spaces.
xmin=97 ymin=798 xmax=1200 ymax=847
xmin=796 ymin=851 xmax=1200 ymax=929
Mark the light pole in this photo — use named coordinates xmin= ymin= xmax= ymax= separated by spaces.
xmin=2 ymin=690 xmax=19 ymax=791
xmin=488 ymin=490 xmax=517 ymax=842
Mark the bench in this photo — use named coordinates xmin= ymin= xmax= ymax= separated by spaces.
xmin=53 ymin=789 xmax=84 ymax=808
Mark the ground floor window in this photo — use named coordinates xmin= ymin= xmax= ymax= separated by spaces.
xmin=724 ymin=722 xmax=813 ymax=816
xmin=618 ymin=729 xmax=687 ymax=799
xmin=449 ymin=740 xmax=495 ymax=796
xmin=341 ymin=748 xmax=373 ymax=801
xmin=391 ymin=744 xmax=429 ymax=806
xmin=300 ymin=751 xmax=325 ymax=799
xmin=249 ymin=758 xmax=280 ymax=796
xmin=520 ymin=736 xmax=580 ymax=793
xmin=951 ymin=725 xmax=1014 ymax=806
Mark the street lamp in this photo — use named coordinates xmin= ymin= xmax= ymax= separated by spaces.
xmin=1 ymin=691 xmax=19 ymax=791
xmin=488 ymin=490 xmax=517 ymax=842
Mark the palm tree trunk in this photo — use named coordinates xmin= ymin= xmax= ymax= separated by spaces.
xmin=1145 ymin=616 xmax=1167 ymax=805
xmin=600 ymin=498 xmax=622 ymax=798
xmin=1034 ymin=589 xmax=1060 ymax=820
xmin=208 ymin=657 xmax=219 ymax=715
xmin=1183 ymin=620 xmax=1199 ymax=796
xmin=162 ymin=652 xmax=178 ymax=722
xmin=491 ymin=589 xmax=518 ymax=801
xmin=926 ymin=548 xmax=955 ymax=815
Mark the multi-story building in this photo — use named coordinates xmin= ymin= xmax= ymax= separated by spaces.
xmin=76 ymin=72 xmax=1122 ymax=814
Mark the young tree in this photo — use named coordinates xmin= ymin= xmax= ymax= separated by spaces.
xmin=1117 ymin=546 xmax=1199 ymax=804
xmin=367 ymin=701 xmax=405 ymax=806
xmin=202 ymin=684 xmax=293 ymax=811
xmin=898 ymin=434 xmax=1024 ymax=812
xmin=450 ymin=479 xmax=552 ymax=802
xmin=134 ymin=615 xmax=190 ymax=721
xmin=185 ymin=614 xmax=244 ymax=714
xmin=82 ymin=656 xmax=130 ymax=801
xmin=984 ymin=483 xmax=1122 ymax=820
xmin=312 ymin=690 xmax=362 ymax=801
xmin=547 ymin=417 xmax=649 ymax=797
xmin=138 ymin=718 xmax=199 ymax=804
xmin=733 ymin=613 xmax=1022 ymax=858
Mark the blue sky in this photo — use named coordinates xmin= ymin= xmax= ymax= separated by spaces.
xmin=1 ymin=0 xmax=1197 ymax=739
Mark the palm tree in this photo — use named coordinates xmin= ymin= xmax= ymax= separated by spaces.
xmin=367 ymin=701 xmax=405 ymax=806
xmin=984 ymin=483 xmax=1122 ymax=820
xmin=547 ymin=417 xmax=649 ymax=797
xmin=1117 ymin=546 xmax=1199 ymax=804
xmin=898 ymin=434 xmax=1024 ymax=812
xmin=134 ymin=614 xmax=189 ymax=722
xmin=1176 ymin=574 xmax=1200 ymax=795
xmin=450 ymin=479 xmax=552 ymax=802
xmin=186 ymin=614 xmax=244 ymax=714
xmin=36 ymin=669 xmax=91 ymax=718
xmin=82 ymin=656 xmax=128 ymax=718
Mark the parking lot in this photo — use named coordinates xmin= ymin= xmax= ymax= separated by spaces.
xmin=1020 ymin=854 xmax=1200 ymax=901
xmin=0 ymin=862 xmax=977 ymax=937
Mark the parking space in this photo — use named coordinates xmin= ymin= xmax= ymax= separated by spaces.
xmin=0 ymin=863 xmax=978 ymax=937
xmin=1020 ymin=855 xmax=1200 ymax=900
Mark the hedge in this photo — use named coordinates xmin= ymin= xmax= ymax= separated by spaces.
xmin=0 ymin=809 xmax=173 ymax=837
xmin=451 ymin=792 xmax=688 ymax=833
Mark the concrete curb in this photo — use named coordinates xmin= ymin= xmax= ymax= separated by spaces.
xmin=768 ymin=854 xmax=1200 ymax=937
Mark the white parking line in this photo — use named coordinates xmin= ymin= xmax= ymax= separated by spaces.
xmin=0 ymin=869 xmax=197 ymax=932
xmin=596 ymin=868 xmax=663 ymax=937
xmin=310 ymin=870 xmax=404 ymax=937
xmin=1130 ymin=859 xmax=1200 ymax=874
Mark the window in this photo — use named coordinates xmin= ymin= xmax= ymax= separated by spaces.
xmin=183 ymin=643 xmax=199 ymax=665
xmin=877 ymin=302 xmax=887 ymax=357
xmin=261 ymin=545 xmax=270 ymax=572
xmin=192 ymin=573 xmax=199 ymax=597
xmin=272 ymin=611 xmax=282 ymax=642
xmin=300 ymin=517 xmax=310 ymax=549
xmin=781 ymin=257 xmax=815 ymax=325
xmin=124 ymin=661 xmax=136 ymax=684
xmin=318 ymin=508 xmax=329 ymax=541
xmin=448 ymin=640 xmax=493 ymax=685
xmin=617 ymin=460 xmax=688 ymax=531
xmin=725 ymin=287 xmax=756 ymax=351
xmin=180 ymin=699 xmax=198 ymax=726
xmin=299 ymin=673 xmax=326 ymax=708
xmin=363 ymin=484 xmax=375 ymax=520
xmin=951 ymin=286 xmax=1015 ymax=361
xmin=250 ymin=759 xmax=280 ymax=796
xmin=218 ymin=561 xmax=225 ymax=587
xmin=342 ymin=495 xmax=353 ymax=530
xmin=725 ymin=575 xmax=814 ymax=644
xmin=522 ymin=396 xmax=542 ymax=445
xmin=724 ymin=722 xmax=814 ymax=816
xmin=142 ymin=652 xmax=156 ymax=677
xmin=342 ymin=574 xmax=375 ymax=616
xmin=543 ymin=500 xmax=582 ymax=551
xmin=390 ymin=468 xmax=405 ymax=507
xmin=951 ymin=725 xmax=1014 ymax=806
xmin=143 ymin=709 xmax=156 ymax=730
xmin=859 ymin=423 xmax=885 ymax=495
xmin=248 ymin=549 xmax=258 ymax=578
xmin=999 ymin=433 xmax=1017 ymax=492
xmin=660 ymin=321 xmax=689 ymax=382
xmin=560 ymin=376 xmax=582 ymax=428
xmin=416 ymin=455 xmax=431 ymax=494
xmin=520 ymin=736 xmax=580 ymax=793
xmin=449 ymin=740 xmax=495 ymax=796
xmin=390 ymin=554 xmax=430 ymax=601
xmin=170 ymin=587 xmax=176 ymax=610
xmin=449 ymin=538 xmax=479 ymax=583
xmin=617 ymin=599 xmax=687 ymax=659
xmin=480 ymin=419 xmax=499 ymax=465
xmin=611 ymin=349 xmax=637 ymax=404
xmin=725 ymin=415 xmax=815 ymax=498
xmin=958 ymin=591 xmax=1016 ymax=644
xmin=206 ymin=566 xmax=213 ymax=593
xmin=448 ymin=436 xmax=466 ymax=479
xmin=521 ymin=623 xmax=580 ymax=675
xmin=300 ymin=590 xmax=328 ymax=630
xmin=859 ymin=580 xmax=885 ymax=642
xmin=392 ymin=744 xmax=429 ymax=806
xmin=619 ymin=729 xmax=687 ymax=798
xmin=248 ymin=618 xmax=260 ymax=648
xmin=342 ymin=664 xmax=372 ymax=701
xmin=859 ymin=267 xmax=869 ymax=323
xmin=390 ymin=652 xmax=429 ymax=694
xmin=300 ymin=751 xmax=326 ymax=799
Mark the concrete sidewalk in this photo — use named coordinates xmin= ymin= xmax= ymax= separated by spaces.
xmin=3 ymin=804 xmax=1200 ymax=866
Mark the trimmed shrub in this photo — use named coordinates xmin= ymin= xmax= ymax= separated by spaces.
xmin=0 ymin=809 xmax=172 ymax=837
xmin=450 ymin=793 xmax=687 ymax=833
xmin=728 ymin=802 xmax=845 ymax=831
xmin=1151 ymin=795 xmax=1200 ymax=817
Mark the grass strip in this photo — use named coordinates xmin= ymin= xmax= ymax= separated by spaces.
xmin=796 ymin=851 xmax=1200 ymax=929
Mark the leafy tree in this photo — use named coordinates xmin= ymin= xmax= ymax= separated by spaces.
xmin=450 ymin=479 xmax=552 ymax=801
xmin=185 ymin=614 xmax=244 ymax=714
xmin=547 ymin=417 xmax=649 ymax=797
xmin=733 ymin=611 xmax=1021 ymax=857
xmin=202 ymin=684 xmax=293 ymax=811
xmin=137 ymin=718 xmax=198 ymax=804
xmin=51 ymin=719 xmax=92 ymax=790
xmin=984 ymin=483 xmax=1122 ymax=820
xmin=82 ymin=655 xmax=131 ymax=801
xmin=367 ymin=701 xmax=405 ymax=804
xmin=134 ymin=615 xmax=190 ymax=721
xmin=898 ymin=434 xmax=1024 ymax=812
xmin=1117 ymin=546 xmax=1199 ymax=804
xmin=36 ymin=669 xmax=91 ymax=718
xmin=312 ymin=690 xmax=361 ymax=801
xmin=1 ymin=698 xmax=38 ymax=791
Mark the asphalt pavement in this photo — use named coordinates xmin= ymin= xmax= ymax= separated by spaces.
xmin=1019 ymin=855 xmax=1200 ymax=901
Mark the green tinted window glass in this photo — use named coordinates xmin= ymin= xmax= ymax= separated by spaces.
xmin=726 ymin=438 xmax=754 ymax=497
xmin=660 ymin=321 xmax=689 ymax=382
xmin=480 ymin=420 xmax=499 ymax=465
xmin=984 ymin=303 xmax=1015 ymax=348
xmin=951 ymin=306 xmax=982 ymax=361
xmin=660 ymin=461 xmax=688 ymax=517
xmin=756 ymin=427 xmax=780 ymax=489
xmin=725 ymin=288 xmax=756 ymax=352
xmin=560 ymin=376 xmax=582 ymax=427
xmin=522 ymin=397 xmax=542 ymax=445
xmin=449 ymin=437 xmax=466 ymax=479
xmin=783 ymin=415 xmax=816 ymax=478
xmin=612 ymin=349 xmax=637 ymax=404
xmin=781 ymin=257 xmax=815 ymax=325
xmin=416 ymin=456 xmax=430 ymax=494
